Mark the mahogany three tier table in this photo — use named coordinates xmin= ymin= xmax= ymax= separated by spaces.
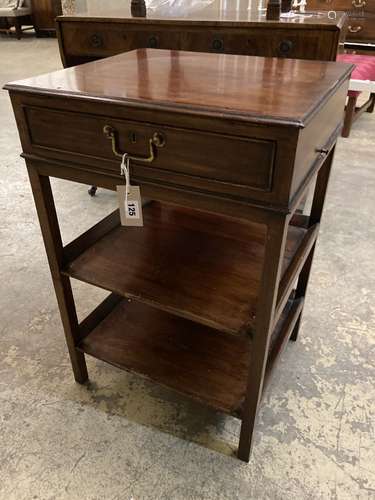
xmin=5 ymin=49 xmax=352 ymax=462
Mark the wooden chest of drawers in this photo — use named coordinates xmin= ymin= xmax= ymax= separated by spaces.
xmin=308 ymin=0 xmax=375 ymax=44
xmin=56 ymin=7 xmax=347 ymax=67
xmin=5 ymin=49 xmax=352 ymax=462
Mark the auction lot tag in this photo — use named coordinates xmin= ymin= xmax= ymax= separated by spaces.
xmin=117 ymin=185 xmax=143 ymax=227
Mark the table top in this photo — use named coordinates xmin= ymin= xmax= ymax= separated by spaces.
xmin=5 ymin=49 xmax=352 ymax=127
xmin=58 ymin=0 xmax=345 ymax=29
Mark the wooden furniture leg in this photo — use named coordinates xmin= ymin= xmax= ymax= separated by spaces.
xmin=342 ymin=92 xmax=375 ymax=138
xmin=291 ymin=147 xmax=335 ymax=342
xmin=14 ymin=17 xmax=22 ymax=39
xmin=342 ymin=94 xmax=357 ymax=138
xmin=27 ymin=165 xmax=88 ymax=383
xmin=367 ymin=92 xmax=375 ymax=113
xmin=238 ymin=216 xmax=289 ymax=462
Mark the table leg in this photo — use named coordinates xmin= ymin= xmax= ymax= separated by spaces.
xmin=342 ymin=95 xmax=357 ymax=138
xmin=238 ymin=215 xmax=289 ymax=462
xmin=27 ymin=164 xmax=88 ymax=383
xmin=291 ymin=147 xmax=335 ymax=342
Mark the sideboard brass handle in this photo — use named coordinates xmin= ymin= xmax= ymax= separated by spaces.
xmin=352 ymin=0 xmax=366 ymax=7
xmin=348 ymin=25 xmax=363 ymax=32
xmin=103 ymin=125 xmax=165 ymax=163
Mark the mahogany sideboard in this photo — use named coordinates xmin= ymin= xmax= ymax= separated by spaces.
xmin=5 ymin=49 xmax=352 ymax=462
xmin=56 ymin=4 xmax=347 ymax=68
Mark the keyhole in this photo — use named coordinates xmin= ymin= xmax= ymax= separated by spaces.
xmin=129 ymin=131 xmax=137 ymax=143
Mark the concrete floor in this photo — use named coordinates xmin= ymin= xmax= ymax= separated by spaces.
xmin=0 ymin=35 xmax=374 ymax=500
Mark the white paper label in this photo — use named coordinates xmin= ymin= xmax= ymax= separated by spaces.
xmin=126 ymin=200 xmax=140 ymax=219
xmin=117 ymin=185 xmax=143 ymax=227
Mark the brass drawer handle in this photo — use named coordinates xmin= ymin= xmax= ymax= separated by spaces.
xmin=103 ymin=125 xmax=165 ymax=163
xmin=352 ymin=0 xmax=366 ymax=7
xmin=348 ymin=25 xmax=363 ymax=32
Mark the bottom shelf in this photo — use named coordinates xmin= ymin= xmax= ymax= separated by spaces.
xmin=78 ymin=297 xmax=302 ymax=417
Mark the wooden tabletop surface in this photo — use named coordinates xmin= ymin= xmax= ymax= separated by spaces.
xmin=5 ymin=49 xmax=353 ymax=127
xmin=57 ymin=0 xmax=345 ymax=29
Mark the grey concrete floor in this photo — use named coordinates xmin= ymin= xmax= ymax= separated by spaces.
xmin=0 ymin=35 xmax=374 ymax=500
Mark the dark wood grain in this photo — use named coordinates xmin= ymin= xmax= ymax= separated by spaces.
xmin=64 ymin=202 xmax=306 ymax=336
xmin=291 ymin=148 xmax=335 ymax=341
xmin=263 ymin=297 xmax=304 ymax=390
xmin=78 ymin=292 xmax=123 ymax=343
xmin=4 ymin=49 xmax=353 ymax=128
xmin=63 ymin=209 xmax=120 ymax=264
xmin=26 ymin=166 xmax=88 ymax=383
xmin=79 ymin=298 xmax=250 ymax=416
xmin=78 ymin=297 xmax=298 ymax=417
xmin=275 ymin=223 xmax=319 ymax=326
xmin=238 ymin=215 xmax=289 ymax=461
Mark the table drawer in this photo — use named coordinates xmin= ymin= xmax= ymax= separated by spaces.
xmin=24 ymin=106 xmax=276 ymax=199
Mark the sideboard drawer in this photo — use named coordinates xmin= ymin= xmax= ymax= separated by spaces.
xmin=165 ymin=28 xmax=325 ymax=60
xmin=246 ymin=30 xmax=324 ymax=59
xmin=61 ymin=22 xmax=182 ymax=57
xmin=308 ymin=0 xmax=375 ymax=15
xmin=24 ymin=106 xmax=276 ymax=199
xmin=61 ymin=22 xmax=335 ymax=63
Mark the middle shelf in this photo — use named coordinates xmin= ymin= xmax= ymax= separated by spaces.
xmin=63 ymin=202 xmax=308 ymax=336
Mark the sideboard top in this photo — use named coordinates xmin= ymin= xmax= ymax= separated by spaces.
xmin=57 ymin=0 xmax=346 ymax=30
xmin=5 ymin=49 xmax=352 ymax=128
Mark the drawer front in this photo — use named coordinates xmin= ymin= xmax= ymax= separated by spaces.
xmin=180 ymin=29 xmax=326 ymax=59
xmin=346 ymin=15 xmax=375 ymax=40
xmin=61 ymin=21 xmax=337 ymax=63
xmin=24 ymin=106 xmax=276 ymax=199
xmin=307 ymin=0 xmax=375 ymax=14
xmin=245 ymin=30 xmax=331 ymax=60
xmin=291 ymin=81 xmax=348 ymax=198
xmin=61 ymin=22 xmax=182 ymax=58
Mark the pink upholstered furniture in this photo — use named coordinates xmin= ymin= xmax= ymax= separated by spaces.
xmin=337 ymin=54 xmax=375 ymax=137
